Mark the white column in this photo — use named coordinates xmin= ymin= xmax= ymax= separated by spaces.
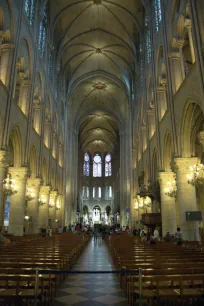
xmin=8 ymin=167 xmax=28 ymax=236
xmin=38 ymin=185 xmax=51 ymax=228
xmin=175 ymin=158 xmax=200 ymax=241
xmin=26 ymin=178 xmax=41 ymax=234
xmin=19 ymin=79 xmax=31 ymax=117
xmin=168 ymin=52 xmax=184 ymax=93
xmin=159 ymin=172 xmax=177 ymax=236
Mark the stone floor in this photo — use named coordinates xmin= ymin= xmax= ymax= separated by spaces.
xmin=53 ymin=237 xmax=129 ymax=306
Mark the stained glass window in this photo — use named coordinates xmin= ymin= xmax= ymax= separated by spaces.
xmin=83 ymin=153 xmax=90 ymax=176
xmin=25 ymin=0 xmax=36 ymax=26
xmin=93 ymin=154 xmax=102 ymax=177
xmin=154 ymin=0 xmax=162 ymax=32
xmin=145 ymin=15 xmax=151 ymax=63
xmin=48 ymin=51 xmax=55 ymax=82
xmin=105 ymin=154 xmax=112 ymax=177
xmin=38 ymin=4 xmax=48 ymax=58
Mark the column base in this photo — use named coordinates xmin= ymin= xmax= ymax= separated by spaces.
xmin=181 ymin=222 xmax=200 ymax=241
xmin=8 ymin=224 xmax=24 ymax=236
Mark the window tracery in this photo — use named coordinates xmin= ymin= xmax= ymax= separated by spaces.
xmin=38 ymin=4 xmax=48 ymax=58
xmin=83 ymin=153 xmax=90 ymax=176
xmin=93 ymin=154 xmax=102 ymax=177
xmin=105 ymin=153 xmax=112 ymax=177
xmin=145 ymin=15 xmax=151 ymax=63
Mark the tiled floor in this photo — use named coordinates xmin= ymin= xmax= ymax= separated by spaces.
xmin=53 ymin=238 xmax=129 ymax=306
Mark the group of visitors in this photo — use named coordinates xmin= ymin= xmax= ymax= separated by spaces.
xmin=40 ymin=226 xmax=52 ymax=238
xmin=138 ymin=227 xmax=183 ymax=245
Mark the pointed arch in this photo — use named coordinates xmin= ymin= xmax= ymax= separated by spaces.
xmin=8 ymin=126 xmax=23 ymax=167
xmin=180 ymin=101 xmax=204 ymax=157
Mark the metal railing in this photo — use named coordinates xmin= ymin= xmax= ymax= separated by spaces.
xmin=34 ymin=268 xmax=143 ymax=306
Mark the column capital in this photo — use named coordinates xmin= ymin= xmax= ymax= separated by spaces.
xmin=21 ymin=79 xmax=32 ymax=86
xmin=160 ymin=78 xmax=167 ymax=87
xmin=168 ymin=52 xmax=180 ymax=60
xmin=40 ymin=185 xmax=51 ymax=195
xmin=50 ymin=190 xmax=58 ymax=199
xmin=27 ymin=178 xmax=41 ymax=188
xmin=198 ymin=131 xmax=204 ymax=148
xmin=172 ymin=37 xmax=185 ymax=49
xmin=147 ymin=109 xmax=154 ymax=116
xmin=159 ymin=171 xmax=176 ymax=184
xmin=174 ymin=157 xmax=200 ymax=173
xmin=9 ymin=167 xmax=28 ymax=181
xmin=0 ymin=43 xmax=15 ymax=51
xmin=185 ymin=18 xmax=192 ymax=29
xmin=156 ymin=86 xmax=165 ymax=93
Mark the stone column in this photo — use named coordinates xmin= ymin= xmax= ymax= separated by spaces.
xmin=159 ymin=172 xmax=177 ymax=236
xmin=185 ymin=19 xmax=196 ymax=64
xmin=8 ymin=167 xmax=28 ymax=236
xmin=56 ymin=195 xmax=62 ymax=225
xmin=19 ymin=79 xmax=31 ymax=117
xmin=0 ymin=44 xmax=15 ymax=87
xmin=0 ymin=151 xmax=6 ymax=228
xmin=26 ymin=178 xmax=41 ymax=234
xmin=49 ymin=191 xmax=58 ymax=232
xmin=174 ymin=158 xmax=200 ymax=241
xmin=38 ymin=185 xmax=51 ymax=229
xmin=156 ymin=86 xmax=167 ymax=121
xmin=176 ymin=39 xmax=186 ymax=78
xmin=168 ymin=52 xmax=184 ymax=93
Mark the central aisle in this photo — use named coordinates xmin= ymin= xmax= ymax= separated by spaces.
xmin=54 ymin=238 xmax=129 ymax=306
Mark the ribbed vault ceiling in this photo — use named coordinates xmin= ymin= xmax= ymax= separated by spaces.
xmin=51 ymin=0 xmax=144 ymax=153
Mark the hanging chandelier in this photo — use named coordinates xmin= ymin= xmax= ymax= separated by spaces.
xmin=56 ymin=199 xmax=61 ymax=210
xmin=38 ymin=195 xmax=46 ymax=205
xmin=187 ymin=164 xmax=204 ymax=186
xmin=165 ymin=180 xmax=177 ymax=198
xmin=25 ymin=187 xmax=35 ymax=201
xmin=3 ymin=174 xmax=18 ymax=196
xmin=49 ymin=199 xmax=54 ymax=208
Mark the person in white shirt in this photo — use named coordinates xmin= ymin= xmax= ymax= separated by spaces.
xmin=175 ymin=227 xmax=183 ymax=245
xmin=152 ymin=228 xmax=160 ymax=241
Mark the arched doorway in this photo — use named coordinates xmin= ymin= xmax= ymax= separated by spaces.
xmin=92 ymin=205 xmax=101 ymax=224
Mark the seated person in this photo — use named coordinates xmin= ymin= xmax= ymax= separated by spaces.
xmin=151 ymin=228 xmax=160 ymax=241
xmin=0 ymin=233 xmax=10 ymax=246
xmin=164 ymin=231 xmax=172 ymax=242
